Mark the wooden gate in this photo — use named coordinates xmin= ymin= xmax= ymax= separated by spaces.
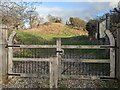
xmin=7 ymin=31 xmax=56 ymax=77
xmin=7 ymin=30 xmax=115 ymax=88
xmin=59 ymin=30 xmax=115 ymax=79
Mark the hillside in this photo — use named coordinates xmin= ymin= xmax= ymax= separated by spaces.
xmin=22 ymin=23 xmax=88 ymax=38
xmin=15 ymin=23 xmax=90 ymax=45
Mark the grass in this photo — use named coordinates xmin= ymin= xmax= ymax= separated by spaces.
xmin=61 ymin=36 xmax=95 ymax=45
xmin=14 ymin=23 xmax=89 ymax=45
xmin=16 ymin=31 xmax=94 ymax=45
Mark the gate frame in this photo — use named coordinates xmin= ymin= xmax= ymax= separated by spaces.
xmin=7 ymin=29 xmax=116 ymax=88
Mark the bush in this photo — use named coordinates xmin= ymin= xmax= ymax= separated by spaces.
xmin=86 ymin=20 xmax=97 ymax=40
xmin=67 ymin=17 xmax=86 ymax=30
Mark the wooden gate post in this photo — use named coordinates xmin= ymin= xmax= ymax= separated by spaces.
xmin=50 ymin=57 xmax=59 ymax=88
xmin=0 ymin=24 xmax=8 ymax=83
xmin=105 ymin=30 xmax=115 ymax=77
xmin=56 ymin=38 xmax=62 ymax=80
xmin=116 ymin=24 xmax=120 ymax=81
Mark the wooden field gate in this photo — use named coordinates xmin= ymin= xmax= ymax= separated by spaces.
xmin=7 ymin=30 xmax=115 ymax=88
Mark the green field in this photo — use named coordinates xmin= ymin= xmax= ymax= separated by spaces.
xmin=15 ymin=30 xmax=94 ymax=45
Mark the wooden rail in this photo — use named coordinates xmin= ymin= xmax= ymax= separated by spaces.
xmin=12 ymin=58 xmax=110 ymax=63
xmin=11 ymin=45 xmax=114 ymax=49
xmin=61 ymin=45 xmax=114 ymax=49
xmin=62 ymin=59 xmax=110 ymax=63
xmin=13 ymin=58 xmax=50 ymax=62
xmin=11 ymin=45 xmax=57 ymax=48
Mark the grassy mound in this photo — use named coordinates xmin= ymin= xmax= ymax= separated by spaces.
xmin=14 ymin=23 xmax=93 ymax=45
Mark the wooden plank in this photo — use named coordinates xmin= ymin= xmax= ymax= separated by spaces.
xmin=12 ymin=45 xmax=57 ymax=48
xmin=105 ymin=30 xmax=115 ymax=77
xmin=53 ymin=57 xmax=59 ymax=88
xmin=56 ymin=38 xmax=61 ymax=55
xmin=62 ymin=59 xmax=110 ymax=63
xmin=11 ymin=45 xmax=114 ymax=49
xmin=49 ymin=57 xmax=58 ymax=88
xmin=12 ymin=58 xmax=109 ymax=66
xmin=56 ymin=38 xmax=62 ymax=80
xmin=61 ymin=45 xmax=114 ymax=49
xmin=13 ymin=58 xmax=50 ymax=62
xmin=58 ymin=55 xmax=62 ymax=80
xmin=49 ymin=57 xmax=54 ymax=88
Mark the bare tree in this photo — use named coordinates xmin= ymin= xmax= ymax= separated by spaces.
xmin=0 ymin=2 xmax=40 ymax=29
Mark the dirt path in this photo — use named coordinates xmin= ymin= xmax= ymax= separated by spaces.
xmin=1 ymin=77 xmax=119 ymax=88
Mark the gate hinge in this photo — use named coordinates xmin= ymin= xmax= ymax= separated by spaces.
xmin=8 ymin=73 xmax=20 ymax=76
xmin=100 ymin=46 xmax=119 ymax=49
xmin=5 ymin=45 xmax=20 ymax=48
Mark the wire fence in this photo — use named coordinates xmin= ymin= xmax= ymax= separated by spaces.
xmin=13 ymin=61 xmax=49 ymax=75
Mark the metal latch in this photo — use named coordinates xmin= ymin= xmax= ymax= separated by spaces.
xmin=56 ymin=49 xmax=64 ymax=55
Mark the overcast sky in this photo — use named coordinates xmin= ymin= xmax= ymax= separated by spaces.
xmin=33 ymin=2 xmax=118 ymax=23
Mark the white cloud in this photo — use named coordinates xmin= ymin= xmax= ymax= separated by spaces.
xmin=36 ymin=6 xmax=63 ymax=16
xmin=35 ymin=2 xmax=119 ymax=23
xmin=36 ymin=6 xmax=86 ymax=23
xmin=36 ymin=6 xmax=64 ymax=22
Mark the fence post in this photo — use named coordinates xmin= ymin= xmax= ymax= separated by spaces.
xmin=8 ymin=31 xmax=16 ymax=75
xmin=105 ymin=30 xmax=115 ymax=77
xmin=0 ymin=24 xmax=8 ymax=83
xmin=56 ymin=38 xmax=62 ymax=80
xmin=50 ymin=57 xmax=58 ymax=88
xmin=116 ymin=24 xmax=120 ymax=81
